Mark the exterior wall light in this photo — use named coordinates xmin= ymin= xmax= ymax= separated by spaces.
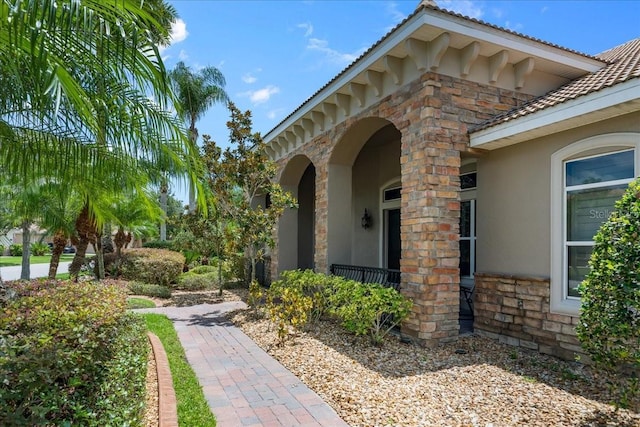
xmin=361 ymin=209 xmax=372 ymax=229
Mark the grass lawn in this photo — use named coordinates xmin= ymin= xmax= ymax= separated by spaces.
xmin=0 ymin=254 xmax=75 ymax=267
xmin=143 ymin=313 xmax=217 ymax=427
xmin=127 ymin=297 xmax=156 ymax=309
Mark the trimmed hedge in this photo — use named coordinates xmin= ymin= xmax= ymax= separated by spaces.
xmin=0 ymin=280 xmax=148 ymax=426
xmin=119 ymin=248 xmax=184 ymax=286
xmin=128 ymin=281 xmax=172 ymax=298
xmin=142 ymin=240 xmax=175 ymax=250
xmin=175 ymin=271 xmax=217 ymax=291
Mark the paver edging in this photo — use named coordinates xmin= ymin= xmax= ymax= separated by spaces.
xmin=147 ymin=332 xmax=178 ymax=427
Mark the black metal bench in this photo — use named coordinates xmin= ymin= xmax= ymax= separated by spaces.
xmin=329 ymin=264 xmax=401 ymax=290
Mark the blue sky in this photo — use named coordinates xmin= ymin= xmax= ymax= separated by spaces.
xmin=163 ymin=0 xmax=640 ymax=201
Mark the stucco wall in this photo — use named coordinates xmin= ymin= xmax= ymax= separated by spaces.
xmin=477 ymin=112 xmax=640 ymax=277
xmin=351 ymin=133 xmax=401 ymax=267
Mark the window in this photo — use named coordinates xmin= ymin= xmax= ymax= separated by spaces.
xmin=460 ymin=169 xmax=476 ymax=278
xmin=551 ymin=134 xmax=640 ymax=315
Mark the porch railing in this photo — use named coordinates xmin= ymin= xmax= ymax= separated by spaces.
xmin=329 ymin=264 xmax=401 ymax=290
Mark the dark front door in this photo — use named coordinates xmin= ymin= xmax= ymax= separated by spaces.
xmin=387 ymin=208 xmax=401 ymax=270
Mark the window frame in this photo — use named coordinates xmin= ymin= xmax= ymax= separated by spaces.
xmin=550 ymin=133 xmax=640 ymax=315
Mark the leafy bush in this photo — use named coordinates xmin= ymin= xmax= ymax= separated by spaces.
xmin=0 ymin=244 xmax=4 ymax=255
xmin=142 ymin=240 xmax=175 ymax=250
xmin=30 ymin=242 xmax=49 ymax=256
xmin=0 ymin=281 xmax=148 ymax=425
xmin=577 ymin=178 xmax=640 ymax=408
xmin=119 ymin=248 xmax=184 ymax=286
xmin=328 ymin=280 xmax=413 ymax=345
xmin=265 ymin=270 xmax=339 ymax=342
xmin=175 ymin=271 xmax=217 ymax=291
xmin=128 ymin=281 xmax=172 ymax=298
xmin=265 ymin=270 xmax=413 ymax=345
xmin=9 ymin=244 xmax=22 ymax=256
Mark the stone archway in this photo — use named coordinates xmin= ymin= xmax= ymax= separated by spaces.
xmin=327 ymin=118 xmax=401 ymax=268
xmin=278 ymin=155 xmax=316 ymax=272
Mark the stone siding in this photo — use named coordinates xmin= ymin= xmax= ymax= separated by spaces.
xmin=474 ymin=272 xmax=584 ymax=361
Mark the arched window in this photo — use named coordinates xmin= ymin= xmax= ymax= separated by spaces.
xmin=550 ymin=133 xmax=640 ymax=315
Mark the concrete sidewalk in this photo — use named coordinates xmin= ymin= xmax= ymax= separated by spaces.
xmin=137 ymin=302 xmax=349 ymax=427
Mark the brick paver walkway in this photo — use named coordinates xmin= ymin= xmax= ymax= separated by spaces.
xmin=138 ymin=302 xmax=349 ymax=427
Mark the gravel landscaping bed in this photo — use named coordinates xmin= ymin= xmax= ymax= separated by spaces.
xmin=230 ymin=309 xmax=640 ymax=427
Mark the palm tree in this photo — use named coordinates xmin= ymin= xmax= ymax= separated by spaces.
xmin=169 ymin=61 xmax=230 ymax=214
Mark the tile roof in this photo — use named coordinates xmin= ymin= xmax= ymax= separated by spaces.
xmin=472 ymin=37 xmax=640 ymax=133
xmin=265 ymin=3 xmax=602 ymax=140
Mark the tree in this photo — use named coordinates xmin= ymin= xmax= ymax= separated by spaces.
xmin=577 ymin=178 xmax=640 ymax=409
xmin=203 ymin=103 xmax=297 ymax=285
xmin=169 ymin=61 xmax=229 ymax=214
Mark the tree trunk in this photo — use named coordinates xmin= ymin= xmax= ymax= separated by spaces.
xmin=48 ymin=230 xmax=67 ymax=279
xmin=94 ymin=231 xmax=105 ymax=280
xmin=20 ymin=221 xmax=30 ymax=280
xmin=160 ymin=179 xmax=168 ymax=241
xmin=188 ymin=125 xmax=198 ymax=213
xmin=70 ymin=203 xmax=98 ymax=280
xmin=114 ymin=227 xmax=126 ymax=258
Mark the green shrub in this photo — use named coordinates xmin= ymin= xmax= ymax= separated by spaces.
xmin=9 ymin=244 xmax=22 ymax=256
xmin=0 ymin=244 xmax=5 ymax=255
xmin=30 ymin=242 xmax=49 ymax=256
xmin=188 ymin=265 xmax=218 ymax=275
xmin=119 ymin=248 xmax=184 ymax=286
xmin=328 ymin=280 xmax=413 ymax=345
xmin=142 ymin=240 xmax=175 ymax=250
xmin=265 ymin=270 xmax=336 ymax=342
xmin=175 ymin=272 xmax=217 ymax=291
xmin=577 ymin=178 xmax=640 ymax=408
xmin=0 ymin=281 xmax=148 ymax=426
xmin=128 ymin=281 xmax=172 ymax=298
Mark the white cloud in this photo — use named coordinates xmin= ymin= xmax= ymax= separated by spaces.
xmin=267 ymin=108 xmax=286 ymax=120
xmin=240 ymin=85 xmax=280 ymax=105
xmin=170 ymin=19 xmax=188 ymax=44
xmin=242 ymin=73 xmax=257 ymax=84
xmin=297 ymin=22 xmax=314 ymax=37
xmin=503 ymin=20 xmax=524 ymax=32
xmin=541 ymin=6 xmax=549 ymax=14
xmin=158 ymin=18 xmax=188 ymax=54
xmin=437 ymin=0 xmax=483 ymax=19
xmin=307 ymin=38 xmax=363 ymax=66
xmin=178 ymin=49 xmax=189 ymax=61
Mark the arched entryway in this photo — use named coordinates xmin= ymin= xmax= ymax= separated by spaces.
xmin=327 ymin=118 xmax=401 ymax=269
xmin=278 ymin=155 xmax=316 ymax=272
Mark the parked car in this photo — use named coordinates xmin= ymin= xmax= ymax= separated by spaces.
xmin=63 ymin=246 xmax=76 ymax=254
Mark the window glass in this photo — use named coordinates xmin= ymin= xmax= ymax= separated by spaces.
xmin=567 ymin=246 xmax=592 ymax=297
xmin=567 ymin=184 xmax=627 ymax=241
xmin=566 ymin=150 xmax=633 ymax=186
xmin=384 ymin=187 xmax=401 ymax=201
xmin=461 ymin=172 xmax=477 ymax=190
xmin=460 ymin=201 xmax=471 ymax=237
xmin=459 ymin=240 xmax=471 ymax=277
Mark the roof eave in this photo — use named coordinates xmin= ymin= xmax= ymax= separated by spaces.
xmin=469 ymin=79 xmax=640 ymax=150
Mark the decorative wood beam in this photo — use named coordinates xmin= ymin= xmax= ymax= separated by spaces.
xmin=302 ymin=118 xmax=314 ymax=138
xmin=489 ymin=50 xmax=509 ymax=84
xmin=514 ymin=57 xmax=535 ymax=90
xmin=279 ymin=136 xmax=290 ymax=153
xmin=311 ymin=111 xmax=325 ymax=131
xmin=290 ymin=128 xmax=302 ymax=148
xmin=365 ymin=70 xmax=383 ymax=97
xmin=460 ymin=41 xmax=480 ymax=78
xmin=428 ymin=32 xmax=450 ymax=71
xmin=384 ymin=55 xmax=403 ymax=85
xmin=322 ymin=102 xmax=337 ymax=124
xmin=405 ymin=38 xmax=428 ymax=71
xmin=334 ymin=93 xmax=351 ymax=117
xmin=349 ymin=82 xmax=366 ymax=107
xmin=265 ymin=145 xmax=277 ymax=160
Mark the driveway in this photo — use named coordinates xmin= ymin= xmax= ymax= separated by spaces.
xmin=0 ymin=261 xmax=72 ymax=281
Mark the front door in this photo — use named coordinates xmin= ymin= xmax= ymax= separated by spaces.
xmin=386 ymin=208 xmax=401 ymax=270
